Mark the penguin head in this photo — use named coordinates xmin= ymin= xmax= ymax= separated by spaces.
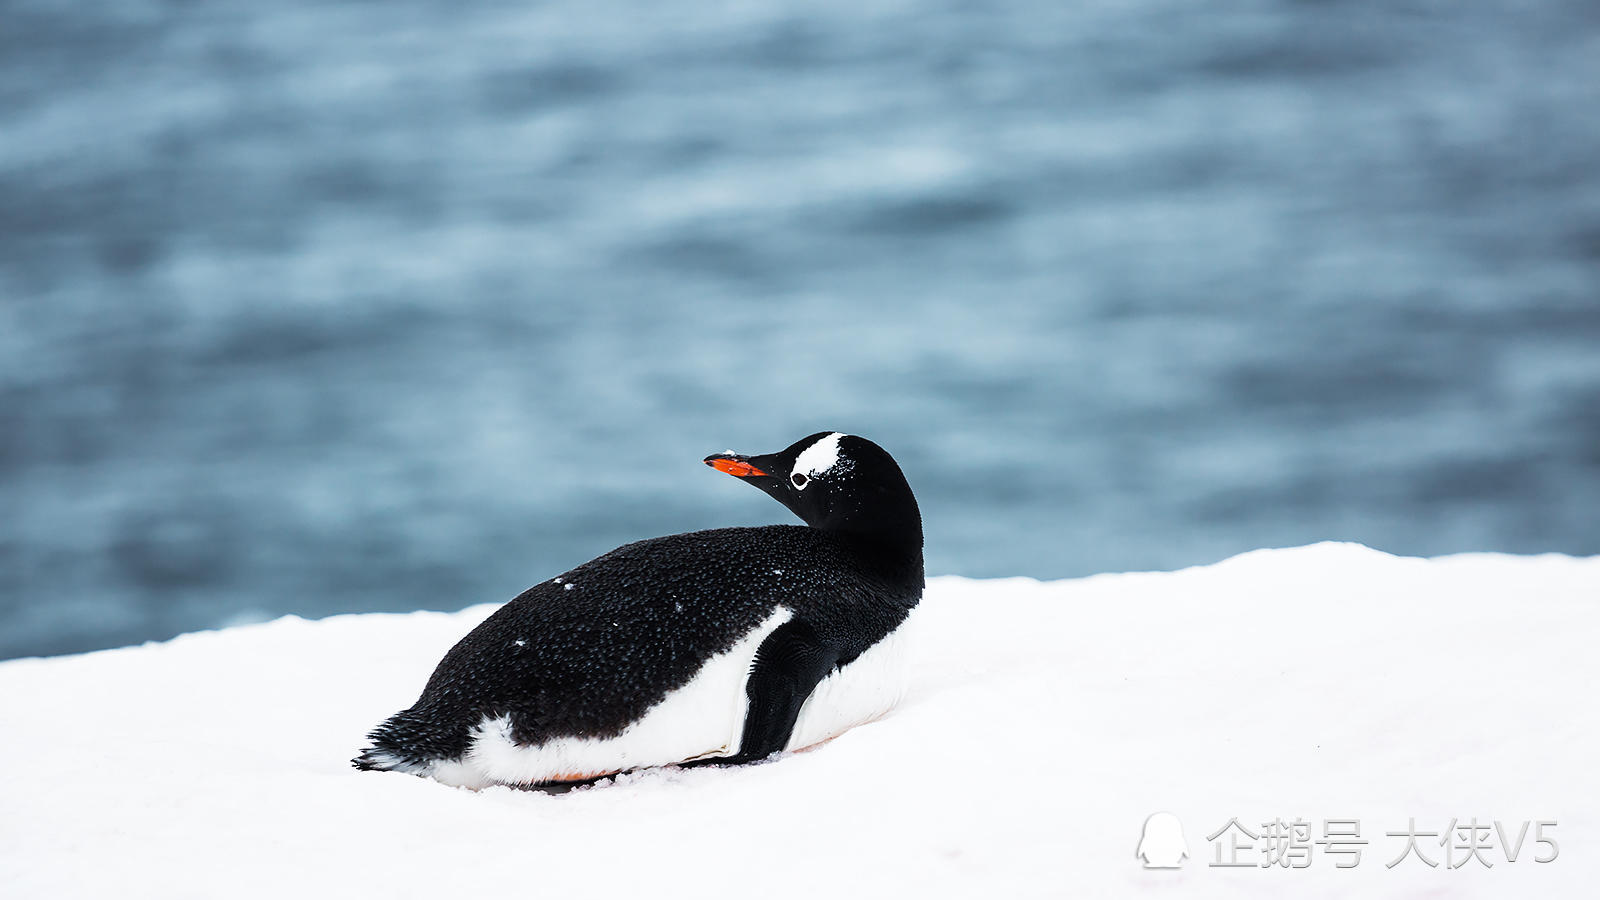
xmin=705 ymin=432 xmax=923 ymax=559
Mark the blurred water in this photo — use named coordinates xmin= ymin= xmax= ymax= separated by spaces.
xmin=3 ymin=0 xmax=1599 ymax=659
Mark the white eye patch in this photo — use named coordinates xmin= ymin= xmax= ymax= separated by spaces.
xmin=792 ymin=432 xmax=848 ymax=485
xmin=791 ymin=472 xmax=808 ymax=489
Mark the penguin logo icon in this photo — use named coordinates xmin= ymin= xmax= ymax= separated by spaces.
xmin=1137 ymin=812 xmax=1189 ymax=869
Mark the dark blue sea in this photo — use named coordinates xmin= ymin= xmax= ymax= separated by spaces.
xmin=4 ymin=0 xmax=1598 ymax=659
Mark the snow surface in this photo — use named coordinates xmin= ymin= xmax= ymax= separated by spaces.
xmin=2 ymin=543 xmax=1596 ymax=899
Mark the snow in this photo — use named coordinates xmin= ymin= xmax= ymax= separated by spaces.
xmin=1 ymin=542 xmax=1596 ymax=899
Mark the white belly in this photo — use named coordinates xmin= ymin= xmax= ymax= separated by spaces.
xmin=786 ymin=616 xmax=913 ymax=752
xmin=434 ymin=607 xmax=794 ymax=788
xmin=424 ymin=605 xmax=914 ymax=788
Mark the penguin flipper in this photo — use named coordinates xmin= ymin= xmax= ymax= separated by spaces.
xmin=686 ymin=618 xmax=839 ymax=768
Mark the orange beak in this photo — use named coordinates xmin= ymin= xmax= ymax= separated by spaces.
xmin=706 ymin=457 xmax=769 ymax=478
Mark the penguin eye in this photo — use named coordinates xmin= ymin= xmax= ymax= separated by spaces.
xmin=790 ymin=472 xmax=809 ymax=489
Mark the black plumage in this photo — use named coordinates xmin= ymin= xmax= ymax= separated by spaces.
xmin=354 ymin=432 xmax=923 ymax=783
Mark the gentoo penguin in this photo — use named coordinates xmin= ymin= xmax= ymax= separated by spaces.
xmin=354 ymin=431 xmax=923 ymax=788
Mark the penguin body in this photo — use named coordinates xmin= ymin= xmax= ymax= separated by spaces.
xmin=355 ymin=432 xmax=923 ymax=788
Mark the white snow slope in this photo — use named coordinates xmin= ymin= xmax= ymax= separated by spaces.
xmin=2 ymin=543 xmax=1596 ymax=899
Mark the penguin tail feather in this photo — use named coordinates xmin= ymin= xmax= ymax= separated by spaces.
xmin=351 ymin=709 xmax=457 ymax=774
xmin=351 ymin=745 xmax=427 ymax=773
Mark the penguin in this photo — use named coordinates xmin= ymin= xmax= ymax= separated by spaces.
xmin=353 ymin=431 xmax=923 ymax=788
